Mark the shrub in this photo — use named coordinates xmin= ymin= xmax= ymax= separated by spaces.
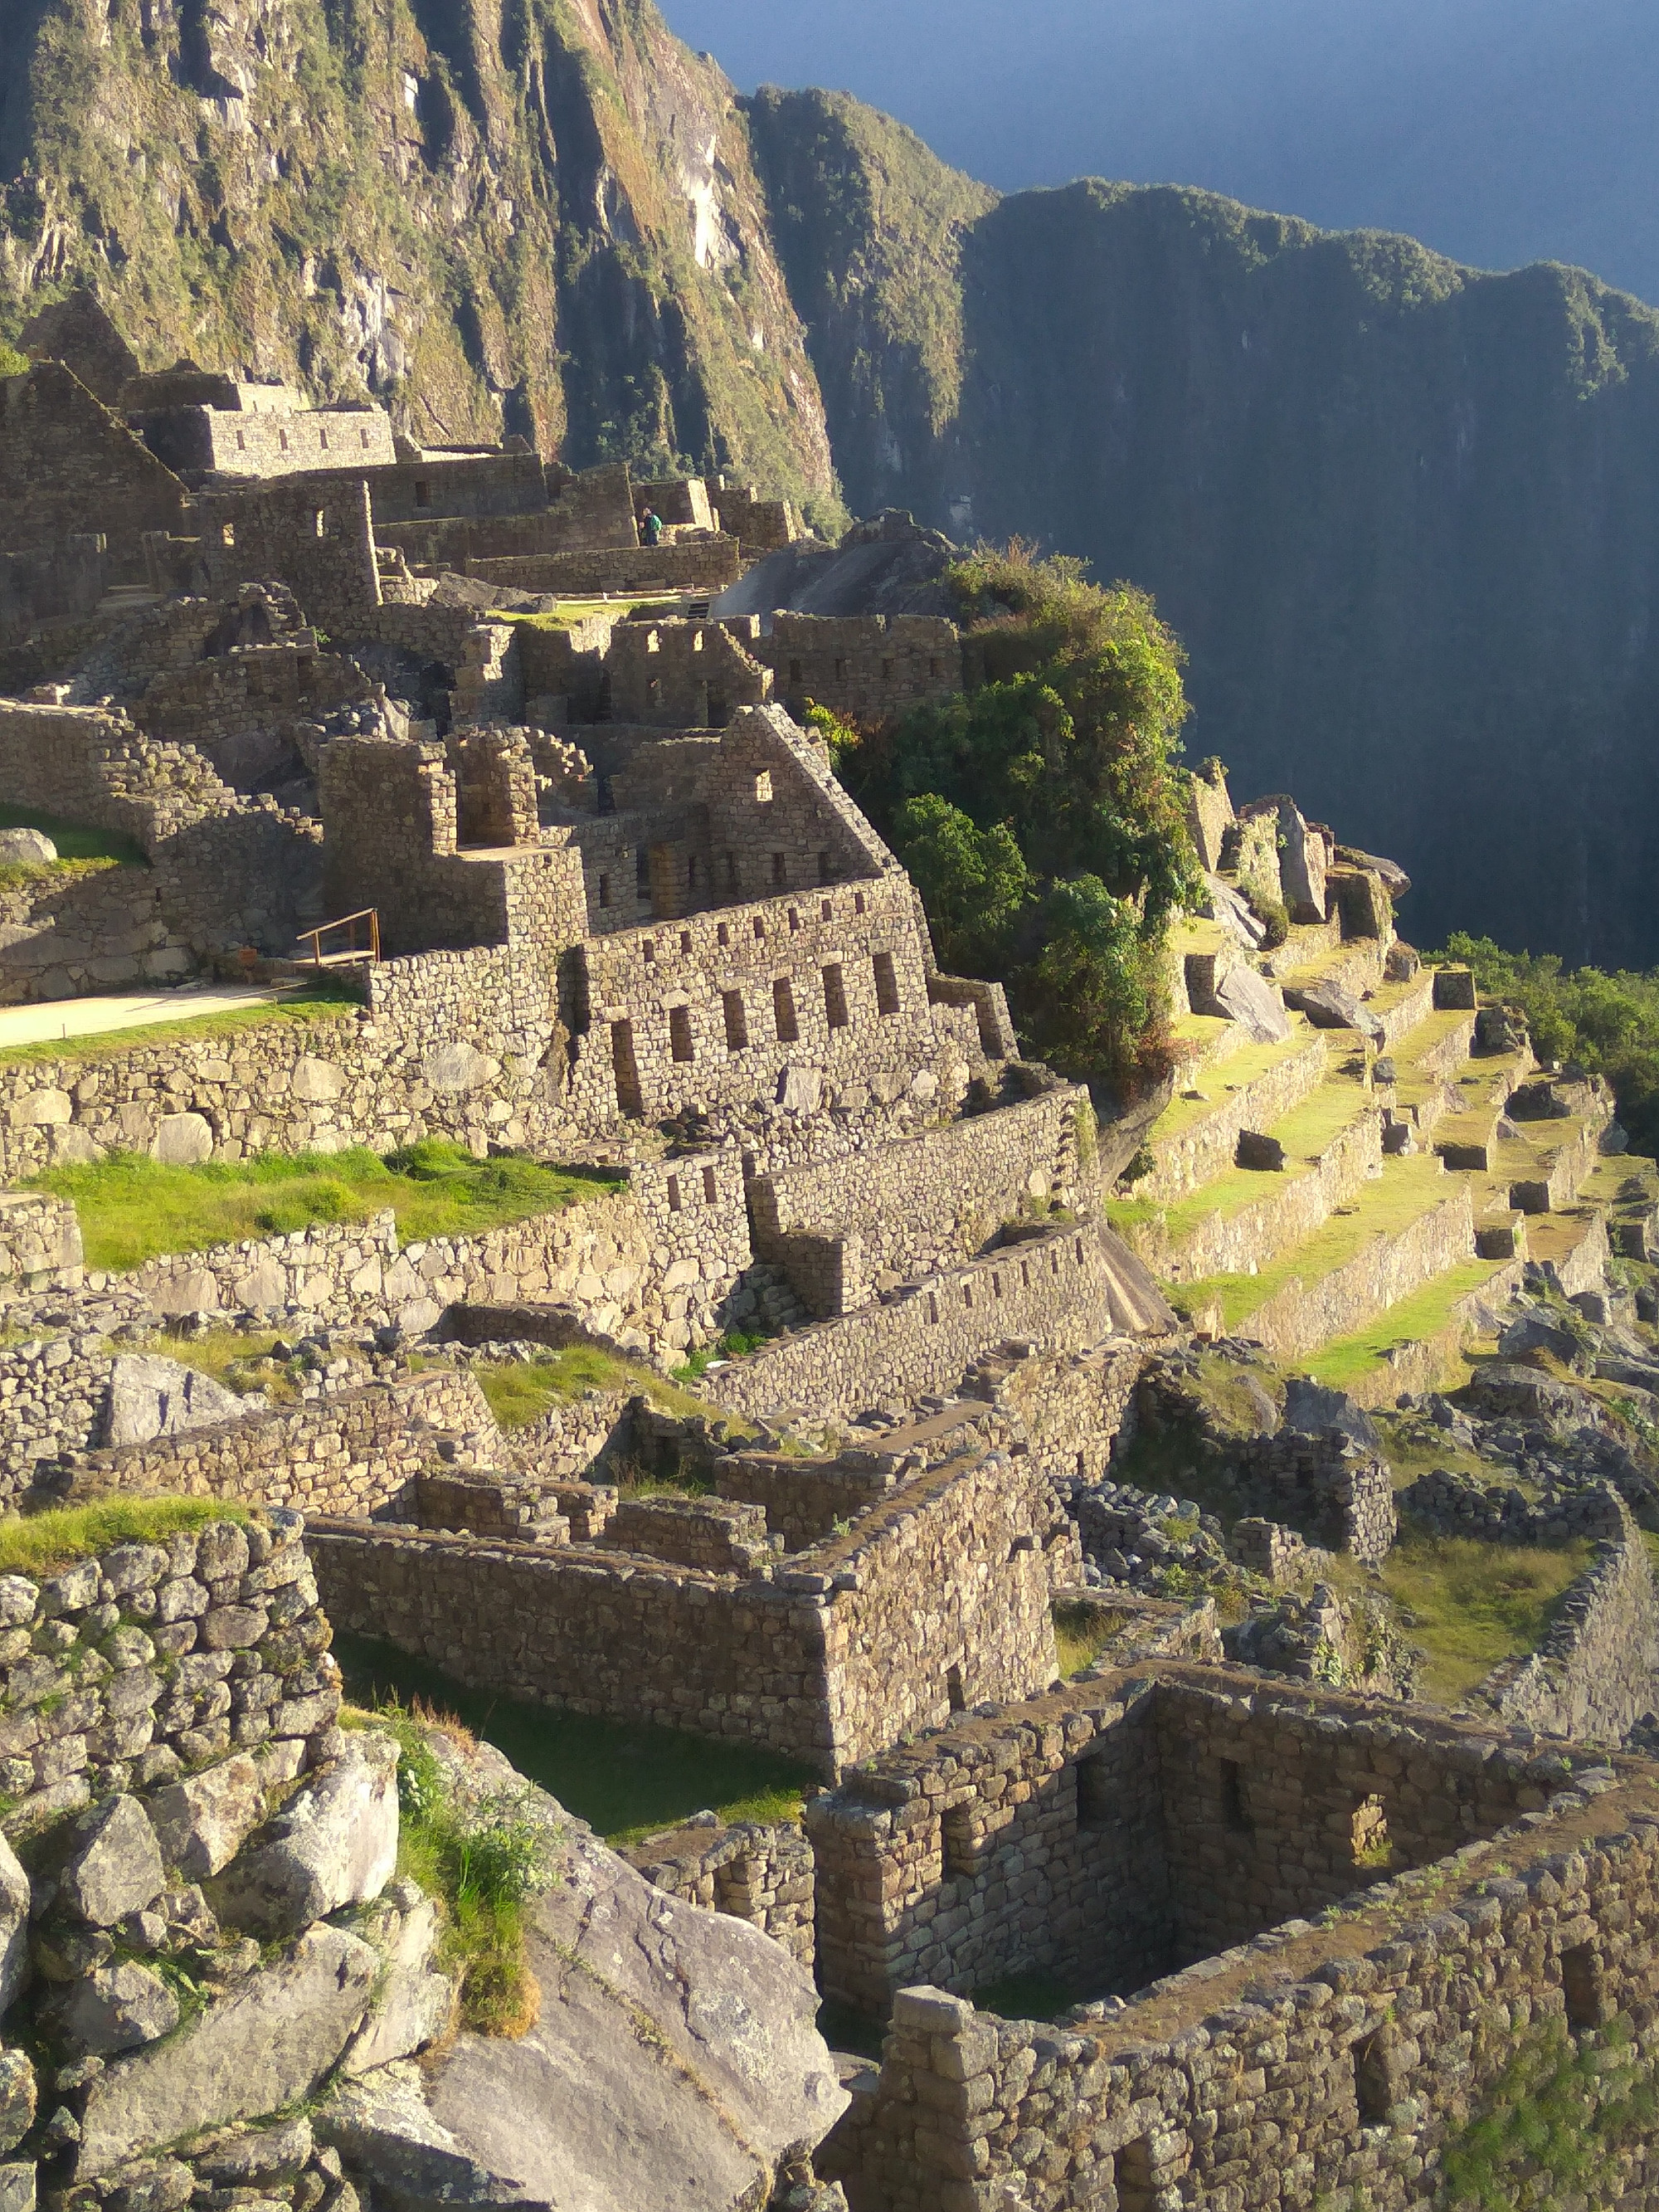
xmin=834 ymin=540 xmax=1202 ymax=1090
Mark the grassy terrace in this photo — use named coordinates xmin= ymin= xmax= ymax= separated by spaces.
xmin=0 ymin=987 xmax=358 ymax=1069
xmin=1170 ymin=1152 xmax=1461 ymax=1331
xmin=474 ymin=1346 xmax=718 ymax=1433
xmin=26 ymin=1140 xmax=621 ymax=1271
xmin=1139 ymin=1024 xmax=1322 ymax=1157
xmin=336 ymin=1630 xmax=813 ymax=1846
xmin=0 ymin=801 xmax=144 ymax=872
xmin=1112 ymin=1065 xmax=1372 ymax=1251
xmin=1304 ymin=1259 xmax=1506 ymax=1395
xmin=1332 ymin=1534 xmax=1593 ymax=1705
xmin=0 ymin=1496 xmax=249 ymax=1572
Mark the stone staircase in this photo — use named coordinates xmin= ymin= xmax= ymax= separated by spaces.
xmin=1117 ymin=923 xmax=1639 ymax=1404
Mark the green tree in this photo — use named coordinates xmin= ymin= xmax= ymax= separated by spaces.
xmin=839 ymin=541 xmax=1200 ymax=1086
xmin=1436 ymin=931 xmax=1659 ymax=1156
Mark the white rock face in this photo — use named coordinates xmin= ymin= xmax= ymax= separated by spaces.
xmin=216 ymin=1734 xmax=400 ymax=1935
xmin=103 ymin=1357 xmax=248 ymax=1448
xmin=146 ymin=1754 xmax=265 ymax=1878
xmin=0 ymin=830 xmax=57 ymax=865
xmin=76 ymin=1925 xmax=378 ymax=2177
xmin=0 ymin=1836 xmax=28 ymax=2022
xmin=57 ymin=1796 xmax=166 ymax=1927
xmin=420 ymin=1764 xmax=847 ymax=2212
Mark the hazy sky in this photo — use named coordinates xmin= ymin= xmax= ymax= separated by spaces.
xmin=660 ymin=0 xmax=1659 ymax=304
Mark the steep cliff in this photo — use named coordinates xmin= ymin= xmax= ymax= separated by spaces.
xmin=0 ymin=0 xmax=839 ymax=510
xmin=742 ymin=85 xmax=993 ymax=528
xmin=746 ymin=129 xmax=1659 ymax=966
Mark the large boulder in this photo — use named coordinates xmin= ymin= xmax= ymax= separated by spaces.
xmin=0 ymin=1839 xmax=27 ymax=2022
xmin=1215 ymin=962 xmax=1289 ymax=1043
xmin=146 ymin=1756 xmax=265 ymax=1880
xmin=57 ymin=1797 xmax=166 ymax=1927
xmin=76 ymin=1926 xmax=377 ymax=2177
xmin=0 ymin=830 xmax=56 ymax=866
xmin=103 ymin=1358 xmax=247 ymax=1449
xmin=46 ymin=1962 xmax=178 ymax=2059
xmin=215 ymin=1736 xmax=399 ymax=1937
xmin=338 ymin=1734 xmax=848 ymax=2212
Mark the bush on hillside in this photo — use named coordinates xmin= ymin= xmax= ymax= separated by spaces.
xmin=1435 ymin=932 xmax=1659 ymax=1157
xmin=834 ymin=543 xmax=1201 ymax=1088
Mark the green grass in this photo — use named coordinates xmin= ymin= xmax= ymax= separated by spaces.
xmin=1304 ymin=1259 xmax=1506 ymax=1394
xmin=1441 ymin=2015 xmax=1659 ymax=2210
xmin=353 ymin=1698 xmax=550 ymax=2038
xmin=1053 ymin=1599 xmax=1126 ymax=1678
xmin=489 ymin=596 xmax=682 ymax=629
xmin=474 ymin=1347 xmax=719 ymax=1432
xmin=125 ymin=1328 xmax=299 ymax=1401
xmin=335 ymin=1632 xmax=814 ymax=1846
xmin=0 ymin=1496 xmax=250 ymax=1573
xmin=1333 ymin=1532 xmax=1593 ymax=1705
xmin=1141 ymin=1030 xmax=1316 ymax=1155
xmin=1116 ymin=1072 xmax=1372 ymax=1250
xmin=0 ymin=987 xmax=359 ymax=1069
xmin=971 ymin=1967 xmax=1097 ymax=2021
xmin=1171 ymin=1154 xmax=1459 ymax=1330
xmin=0 ymin=802 xmax=144 ymax=867
xmin=26 ymin=1140 xmax=620 ymax=1271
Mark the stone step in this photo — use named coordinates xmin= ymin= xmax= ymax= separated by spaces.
xmin=1177 ymin=1152 xmax=1478 ymax=1362
xmin=1120 ymin=1075 xmax=1382 ymax=1284
xmin=1134 ymin=1026 xmax=1328 ymax=1204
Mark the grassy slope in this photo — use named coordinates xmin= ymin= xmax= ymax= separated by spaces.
xmin=336 ymin=1630 xmax=812 ymax=1845
xmin=0 ymin=989 xmax=358 ymax=1069
xmin=26 ymin=1142 xmax=619 ymax=1271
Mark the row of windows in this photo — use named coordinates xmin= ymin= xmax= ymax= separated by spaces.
xmin=919 ymin=1236 xmax=1086 ymax=1325
xmin=230 ymin=423 xmax=377 ymax=454
xmin=595 ymin=848 xmax=846 ymax=911
xmin=782 ymin=655 xmax=946 ymax=683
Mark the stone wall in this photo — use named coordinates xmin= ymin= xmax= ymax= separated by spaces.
xmin=0 ymin=1190 xmax=83 ymax=1290
xmin=1139 ymin=1030 xmax=1327 ymax=1204
xmin=604 ymin=616 xmax=773 ymax=727
xmin=822 ymin=1742 xmax=1657 ymax=2212
xmin=0 ymin=363 xmax=188 ymax=580
xmin=748 ymin=1086 xmax=1092 ymax=1316
xmin=371 ymin=458 xmax=635 ymax=552
xmin=1126 ymin=1100 xmax=1383 ymax=1284
xmin=450 ymin=541 xmax=742 ymax=597
xmin=708 ymin=1226 xmax=1118 ymax=1427
xmin=1243 ymin=1180 xmax=1476 ymax=1361
xmin=0 ymin=1506 xmax=341 ymax=1834
xmin=623 ymin=1815 xmax=815 ymax=1968
xmin=198 ymin=479 xmax=383 ymax=630
xmin=968 ymin=1340 xmax=1150 ymax=1483
xmin=0 ymin=1328 xmax=125 ymax=1502
xmin=1472 ymin=1492 xmax=1659 ymax=1741
xmin=808 ymin=1660 xmax=1600 ymax=2020
xmin=61 ymin=1368 xmax=491 ymax=1520
xmin=308 ymin=1443 xmax=1062 ymax=1777
xmin=750 ymin=614 xmax=962 ymax=727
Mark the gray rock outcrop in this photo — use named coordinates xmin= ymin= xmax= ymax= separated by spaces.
xmin=215 ymin=1734 xmax=399 ymax=1936
xmin=102 ymin=1357 xmax=248 ymax=1448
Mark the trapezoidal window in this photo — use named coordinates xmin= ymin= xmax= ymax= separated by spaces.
xmin=669 ymin=1006 xmax=694 ymax=1064
xmin=722 ymin=991 xmax=748 ymax=1050
xmin=772 ymin=853 xmax=788 ymax=885
xmin=1352 ymin=2031 xmax=1392 ymax=2127
xmin=1561 ymin=1943 xmax=1602 ymax=2029
xmin=1113 ymin=2138 xmax=1156 ymax=2212
xmin=359 ymin=428 xmax=372 ymax=449
xmin=235 ymin=429 xmax=246 ymax=452
xmin=279 ymin=428 xmax=290 ymax=451
xmin=1220 ymin=1759 xmax=1251 ymax=1834
xmin=822 ymin=965 xmax=849 ymax=1030
xmin=597 ymin=874 xmax=611 ymax=910
xmin=873 ymin=951 xmax=900 ymax=1016
xmin=611 ymin=1021 xmax=644 ymax=1118
xmin=318 ymin=426 xmax=329 ymax=450
xmin=1350 ymin=1795 xmax=1393 ymax=1870
xmin=946 ymin=1664 xmax=966 ymax=1713
xmin=754 ymin=770 xmax=773 ymax=804
xmin=414 ymin=479 xmax=431 ymax=506
xmin=788 ymin=658 xmax=803 ymax=684
xmin=725 ymin=852 xmax=740 ymax=892
xmin=772 ymin=977 xmax=799 ymax=1044
xmin=940 ymin=1800 xmax=973 ymax=1881
xmin=312 ymin=509 xmax=327 ymax=538
xmin=1076 ymin=1752 xmax=1112 ymax=1830
xmin=702 ymin=1166 xmax=718 ymax=1205
xmin=818 ymin=849 xmax=834 ymax=884
xmin=666 ymin=1173 xmax=683 ymax=1212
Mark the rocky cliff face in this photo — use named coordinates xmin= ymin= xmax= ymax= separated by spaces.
xmin=739 ymin=133 xmax=1659 ymax=967
xmin=11 ymin=0 xmax=1659 ymax=964
xmin=0 ymin=0 xmax=837 ymax=510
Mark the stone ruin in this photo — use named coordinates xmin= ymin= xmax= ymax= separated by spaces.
xmin=1 ymin=305 xmax=1659 ymax=2210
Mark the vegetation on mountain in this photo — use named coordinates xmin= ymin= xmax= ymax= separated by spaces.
xmin=834 ymin=543 xmax=1199 ymax=1088
xmin=1436 ymin=933 xmax=1659 ymax=1158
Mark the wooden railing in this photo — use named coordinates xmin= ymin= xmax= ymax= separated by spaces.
xmin=296 ymin=908 xmax=381 ymax=967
